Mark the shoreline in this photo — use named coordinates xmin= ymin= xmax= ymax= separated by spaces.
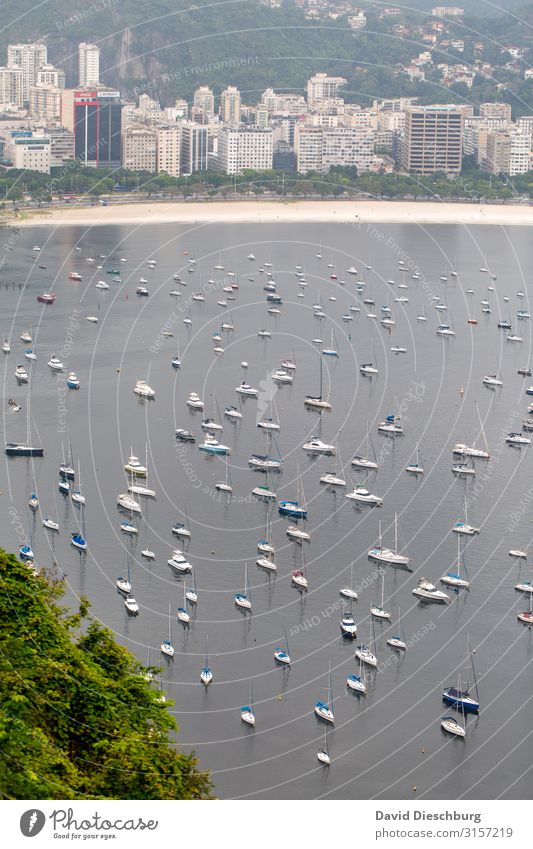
xmin=4 ymin=198 xmax=533 ymax=228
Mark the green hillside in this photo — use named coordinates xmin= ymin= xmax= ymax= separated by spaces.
xmin=0 ymin=548 xmax=212 ymax=799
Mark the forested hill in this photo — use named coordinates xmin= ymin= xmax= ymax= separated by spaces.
xmin=0 ymin=548 xmax=212 ymax=799
xmin=1 ymin=1 xmax=532 ymax=109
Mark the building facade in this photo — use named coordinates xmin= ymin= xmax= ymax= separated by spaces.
xmin=78 ymin=43 xmax=100 ymax=87
xmin=29 ymin=85 xmax=62 ymax=122
xmin=7 ymin=43 xmax=47 ymax=101
xmin=62 ymin=89 xmax=123 ymax=168
xmin=0 ymin=66 xmax=24 ymax=107
xmin=402 ymin=106 xmax=463 ymax=174
xmin=216 ymin=126 xmax=273 ymax=174
xmin=6 ymin=130 xmax=51 ymax=173
xmin=122 ymin=125 xmax=157 ymax=172
xmin=180 ymin=122 xmax=208 ymax=174
xmin=220 ymin=86 xmax=241 ymax=125
xmin=157 ymin=125 xmax=181 ymax=176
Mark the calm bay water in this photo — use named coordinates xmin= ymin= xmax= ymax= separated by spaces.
xmin=1 ymin=219 xmax=532 ymax=799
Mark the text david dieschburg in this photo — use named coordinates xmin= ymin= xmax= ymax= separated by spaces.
xmin=376 ymin=810 xmax=481 ymax=823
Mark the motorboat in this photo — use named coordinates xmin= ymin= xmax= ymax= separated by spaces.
xmin=201 ymin=417 xmax=223 ymax=432
xmin=412 ymin=578 xmax=449 ymax=603
xmin=198 ymin=435 xmax=230 ymax=455
xmin=37 ymin=292 xmax=56 ymax=304
xmin=20 ymin=331 xmax=32 ymax=343
xmin=436 ymin=324 xmax=455 ymax=337
xmin=47 ymin=354 xmax=63 ymax=371
xmin=136 ymin=286 xmax=149 ymax=296
xmin=171 ymin=357 xmax=181 ymax=369
xmin=303 ymin=438 xmax=336 ymax=455
xmin=345 ymin=487 xmax=383 ymax=506
xmin=134 ymin=380 xmax=155 ymax=398
xmin=175 ymin=429 xmax=195 ymax=442
xmin=124 ymin=595 xmax=140 ymax=615
xmin=236 ymin=382 xmax=259 ymax=397
xmin=8 ymin=399 xmax=21 ymax=412
xmin=68 ymin=272 xmax=82 ymax=281
xmin=67 ymin=372 xmax=80 ymax=389
xmin=2 ymin=339 xmax=10 ymax=353
xmin=320 ymin=472 xmax=346 ymax=487
xmin=340 ymin=611 xmax=357 ymax=638
xmin=95 ymin=280 xmax=110 ymax=290
xmin=124 ymin=455 xmax=147 ymax=476
xmin=15 ymin=365 xmax=29 ymax=382
xmin=186 ymin=392 xmax=204 ymax=410
xmin=272 ymin=369 xmax=293 ymax=384
xmin=351 ymin=455 xmax=378 ymax=470
xmin=452 ymin=443 xmax=489 ymax=459
xmin=5 ymin=443 xmax=43 ymax=457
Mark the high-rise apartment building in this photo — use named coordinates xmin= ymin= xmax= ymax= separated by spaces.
xmin=216 ymin=126 xmax=273 ymax=174
xmin=193 ymin=86 xmax=215 ymax=120
xmin=29 ymin=85 xmax=62 ymax=122
xmin=484 ymin=131 xmax=531 ymax=176
xmin=37 ymin=65 xmax=65 ymax=89
xmin=157 ymin=125 xmax=181 ymax=176
xmin=79 ymin=43 xmax=100 ymax=87
xmin=220 ymin=86 xmax=241 ymax=124
xmin=402 ymin=106 xmax=463 ymax=174
xmin=0 ymin=66 xmax=24 ymax=108
xmin=122 ymin=126 xmax=157 ymax=172
xmin=7 ymin=43 xmax=47 ymax=101
xmin=307 ymin=73 xmax=347 ymax=107
xmin=295 ymin=125 xmax=374 ymax=174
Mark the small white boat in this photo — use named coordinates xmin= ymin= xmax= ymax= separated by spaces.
xmin=287 ymin=525 xmax=310 ymax=541
xmin=47 ymin=354 xmax=63 ymax=371
xmin=320 ymin=472 xmax=346 ymax=487
xmin=509 ymin=549 xmax=527 ymax=560
xmin=168 ymin=550 xmax=193 ymax=573
xmin=95 ymin=281 xmax=109 ymax=290
xmin=303 ymin=438 xmax=336 ymax=455
xmin=186 ymin=391 xmax=204 ymax=410
xmin=235 ymin=382 xmax=259 ymax=397
xmin=124 ymin=595 xmax=139 ymax=615
xmin=345 ymin=487 xmax=383 ymax=506
xmin=355 ymin=645 xmax=377 ymax=667
xmin=15 ymin=365 xmax=29 ymax=382
xmin=2 ymin=339 xmax=11 ymax=353
xmin=482 ymin=374 xmax=503 ymax=387
xmin=412 ymin=578 xmax=449 ymax=604
xmin=134 ymin=380 xmax=155 ymax=399
xmin=141 ymin=549 xmax=155 ymax=560
xmin=441 ymin=716 xmax=466 ymax=737
xmin=117 ymin=493 xmax=142 ymax=513
xmin=506 ymin=432 xmax=530 ymax=446
xmin=225 ymin=405 xmax=243 ymax=421
xmin=124 ymin=454 xmax=147 ymax=476
xmin=121 ymin=521 xmax=138 ymax=535
xmin=86 ymin=316 xmax=99 ymax=323
xmin=20 ymin=331 xmax=32 ymax=343
xmin=42 ymin=517 xmax=59 ymax=532
xmin=272 ymin=369 xmax=293 ymax=384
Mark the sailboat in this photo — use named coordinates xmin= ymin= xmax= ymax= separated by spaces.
xmin=387 ymin=607 xmax=407 ymax=650
xmin=278 ymin=463 xmax=307 ymax=519
xmin=441 ymin=536 xmax=470 ymax=588
xmin=314 ymin=663 xmax=334 ymax=724
xmin=371 ymin=570 xmax=391 ymax=620
xmin=200 ymin=636 xmax=213 ymax=685
xmin=406 ymin=442 xmax=424 ymax=474
xmin=320 ymin=440 xmax=346 ymax=486
xmin=317 ymin=727 xmax=331 ymax=765
xmin=453 ymin=401 xmax=490 ymax=459
xmin=517 ymin=591 xmax=533 ymax=625
xmin=172 ymin=504 xmax=192 ymax=539
xmin=442 ymin=641 xmax=480 ymax=713
xmin=235 ymin=563 xmax=252 ymax=611
xmin=177 ymin=584 xmax=190 ymax=624
xmin=347 ymin=652 xmax=367 ymax=693
xmin=304 ymin=352 xmax=331 ymax=411
xmin=70 ymin=503 xmax=87 ymax=550
xmin=215 ymin=452 xmax=233 ymax=493
xmin=161 ymin=604 xmax=175 ymax=657
xmin=292 ymin=544 xmax=308 ymax=590
xmin=274 ymin=630 xmax=291 ymax=665
xmin=452 ymin=497 xmax=479 ymax=535
xmin=340 ymin=562 xmax=358 ymax=599
xmin=355 ymin=616 xmax=378 ymax=667
xmin=116 ymin=554 xmax=132 ymax=593
xmin=128 ymin=443 xmax=156 ymax=497
xmin=322 ymin=329 xmax=339 ymax=358
xmin=368 ymin=516 xmax=411 ymax=569
xmin=352 ymin=424 xmax=378 ymax=470
xmin=240 ymin=681 xmax=255 ymax=726
xmin=71 ymin=461 xmax=85 ymax=505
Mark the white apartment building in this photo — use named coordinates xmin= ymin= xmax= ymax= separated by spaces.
xmin=37 ymin=65 xmax=65 ymax=89
xmin=295 ymin=125 xmax=374 ymax=174
xmin=307 ymin=73 xmax=347 ymax=108
xmin=216 ymin=126 xmax=273 ymax=174
xmin=193 ymin=86 xmax=215 ymax=119
xmin=0 ymin=66 xmax=24 ymax=108
xmin=122 ymin=126 xmax=157 ymax=172
xmin=483 ymin=130 xmax=531 ymax=176
xmin=261 ymin=89 xmax=307 ymax=114
xmin=7 ymin=43 xmax=47 ymax=101
xmin=79 ymin=43 xmax=100 ymax=87
xmin=220 ymin=86 xmax=241 ymax=124
xmin=157 ymin=125 xmax=181 ymax=176
xmin=29 ymin=85 xmax=62 ymax=122
xmin=6 ymin=131 xmax=51 ymax=173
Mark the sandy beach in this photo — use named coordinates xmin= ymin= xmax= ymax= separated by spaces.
xmin=6 ymin=199 xmax=533 ymax=228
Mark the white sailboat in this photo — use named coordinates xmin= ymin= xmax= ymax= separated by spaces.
xmin=368 ymin=515 xmax=411 ymax=568
xmin=370 ymin=570 xmax=391 ymax=620
xmin=235 ymin=563 xmax=252 ymax=611
xmin=161 ymin=604 xmax=175 ymax=657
